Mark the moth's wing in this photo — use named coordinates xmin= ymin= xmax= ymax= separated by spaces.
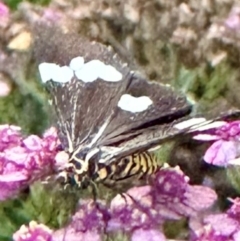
xmin=100 ymin=107 xmax=240 ymax=163
xmin=34 ymin=26 xmax=131 ymax=151
xmin=98 ymin=73 xmax=192 ymax=146
xmin=46 ymin=77 xmax=131 ymax=152
xmin=99 ymin=122 xmax=183 ymax=163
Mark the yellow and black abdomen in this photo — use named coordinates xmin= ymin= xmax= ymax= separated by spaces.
xmin=58 ymin=151 xmax=159 ymax=189
xmin=95 ymin=151 xmax=159 ymax=186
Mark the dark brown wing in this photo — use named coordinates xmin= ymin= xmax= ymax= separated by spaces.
xmin=34 ymin=25 xmax=192 ymax=162
xmin=99 ymin=74 xmax=192 ymax=146
xmin=34 ymin=25 xmax=132 ymax=152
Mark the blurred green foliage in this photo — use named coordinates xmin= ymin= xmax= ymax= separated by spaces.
xmin=174 ymin=62 xmax=233 ymax=102
xmin=0 ymin=86 xmax=49 ymax=135
xmin=227 ymin=167 xmax=240 ymax=195
xmin=0 ymin=197 xmax=31 ymax=241
xmin=4 ymin=0 xmax=51 ymax=10
xmin=0 ymin=182 xmax=80 ymax=240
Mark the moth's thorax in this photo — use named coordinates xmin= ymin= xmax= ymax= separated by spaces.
xmin=56 ymin=146 xmax=102 ymax=187
xmin=58 ymin=160 xmax=87 ymax=188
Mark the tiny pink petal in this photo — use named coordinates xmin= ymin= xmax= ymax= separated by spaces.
xmin=0 ymin=126 xmax=59 ymax=200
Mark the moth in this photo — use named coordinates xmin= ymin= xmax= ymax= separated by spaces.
xmin=35 ymin=26 xmax=206 ymax=189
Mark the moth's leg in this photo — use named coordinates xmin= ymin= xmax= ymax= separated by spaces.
xmin=119 ymin=191 xmax=156 ymax=225
xmin=89 ymin=180 xmax=99 ymax=201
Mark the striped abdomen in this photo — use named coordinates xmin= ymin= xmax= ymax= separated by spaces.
xmin=59 ymin=151 xmax=159 ymax=189
xmin=94 ymin=151 xmax=159 ymax=186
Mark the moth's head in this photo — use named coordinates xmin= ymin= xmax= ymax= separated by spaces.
xmin=54 ymin=150 xmax=87 ymax=188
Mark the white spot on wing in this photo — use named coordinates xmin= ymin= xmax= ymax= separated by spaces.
xmin=69 ymin=56 xmax=84 ymax=71
xmin=38 ymin=63 xmax=73 ymax=83
xmin=38 ymin=63 xmax=59 ymax=83
xmin=98 ymin=64 xmax=122 ymax=82
xmin=74 ymin=59 xmax=122 ymax=83
xmin=39 ymin=58 xmax=123 ymax=84
xmin=118 ymin=94 xmax=153 ymax=113
xmin=75 ymin=60 xmax=100 ymax=82
xmin=52 ymin=65 xmax=74 ymax=83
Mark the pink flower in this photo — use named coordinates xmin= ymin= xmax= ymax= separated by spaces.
xmin=13 ymin=221 xmax=53 ymax=241
xmin=13 ymin=166 xmax=217 ymax=240
xmin=190 ymin=198 xmax=240 ymax=241
xmin=0 ymin=1 xmax=10 ymax=28
xmin=0 ymin=125 xmax=59 ymax=200
xmin=52 ymin=200 xmax=110 ymax=241
xmin=107 ymin=166 xmax=217 ymax=239
xmin=194 ymin=121 xmax=240 ymax=166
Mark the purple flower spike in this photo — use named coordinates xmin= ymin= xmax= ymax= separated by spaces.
xmin=152 ymin=166 xmax=217 ymax=218
xmin=108 ymin=166 xmax=217 ymax=236
xmin=108 ymin=185 xmax=158 ymax=232
xmin=53 ymin=200 xmax=110 ymax=241
xmin=190 ymin=198 xmax=240 ymax=241
xmin=12 ymin=221 xmax=53 ymax=241
xmin=0 ymin=125 xmax=59 ymax=201
xmin=190 ymin=213 xmax=239 ymax=241
xmin=70 ymin=200 xmax=110 ymax=233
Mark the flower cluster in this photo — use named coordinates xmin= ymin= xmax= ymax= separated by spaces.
xmin=0 ymin=125 xmax=59 ymax=200
xmin=190 ymin=198 xmax=240 ymax=241
xmin=13 ymin=221 xmax=53 ymax=241
xmin=194 ymin=120 xmax=240 ymax=167
xmin=9 ymin=119 xmax=240 ymax=241
xmin=12 ymin=164 xmax=217 ymax=241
